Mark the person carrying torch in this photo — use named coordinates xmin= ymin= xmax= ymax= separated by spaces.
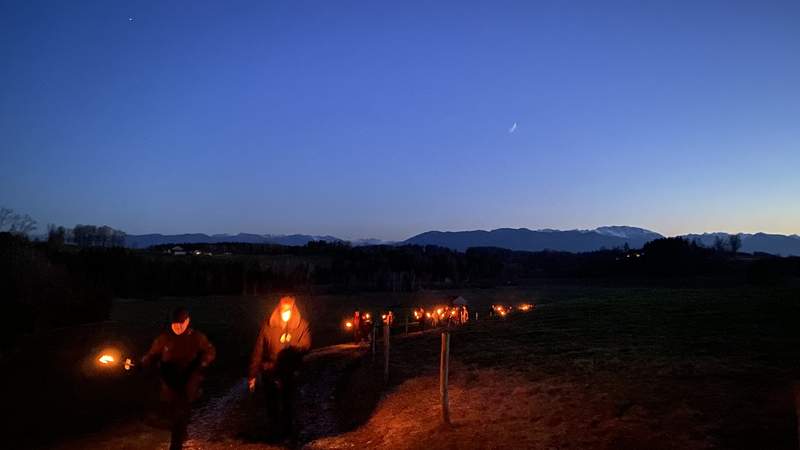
xmin=141 ymin=306 xmax=216 ymax=450
xmin=360 ymin=311 xmax=373 ymax=342
xmin=249 ymin=296 xmax=311 ymax=441
xmin=352 ymin=309 xmax=362 ymax=344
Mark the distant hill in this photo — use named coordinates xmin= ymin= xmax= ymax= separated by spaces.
xmin=123 ymin=227 xmax=800 ymax=256
xmin=125 ymin=233 xmax=343 ymax=248
xmin=404 ymin=226 xmax=800 ymax=256
xmin=682 ymin=232 xmax=800 ymax=256
xmin=404 ymin=226 xmax=663 ymax=252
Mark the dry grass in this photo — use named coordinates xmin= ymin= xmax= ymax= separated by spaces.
xmin=313 ymin=369 xmax=715 ymax=450
xmin=311 ymin=285 xmax=800 ymax=450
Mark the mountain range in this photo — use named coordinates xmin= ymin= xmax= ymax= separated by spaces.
xmin=405 ymin=228 xmax=800 ymax=256
xmin=404 ymin=226 xmax=663 ymax=253
xmin=123 ymin=227 xmax=800 ymax=256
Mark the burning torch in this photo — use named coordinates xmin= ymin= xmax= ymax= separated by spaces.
xmin=518 ymin=303 xmax=534 ymax=312
xmin=492 ymin=304 xmax=509 ymax=317
xmin=279 ymin=302 xmax=293 ymax=346
xmin=343 ymin=319 xmax=354 ymax=332
xmin=96 ymin=348 xmax=136 ymax=371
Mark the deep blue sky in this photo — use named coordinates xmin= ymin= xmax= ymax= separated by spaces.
xmin=2 ymin=0 xmax=798 ymax=240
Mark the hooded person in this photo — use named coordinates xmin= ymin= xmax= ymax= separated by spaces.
xmin=141 ymin=306 xmax=216 ymax=450
xmin=352 ymin=309 xmax=362 ymax=343
xmin=360 ymin=311 xmax=373 ymax=342
xmin=248 ymin=296 xmax=311 ymax=439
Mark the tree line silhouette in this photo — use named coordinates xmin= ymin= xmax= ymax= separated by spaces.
xmin=2 ymin=230 xmax=798 ymax=350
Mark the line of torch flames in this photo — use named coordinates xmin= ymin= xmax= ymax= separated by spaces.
xmin=343 ymin=302 xmax=534 ymax=330
xmin=97 ymin=302 xmax=534 ymax=368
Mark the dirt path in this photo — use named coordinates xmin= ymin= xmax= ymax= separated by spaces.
xmin=53 ymin=343 xmax=366 ymax=450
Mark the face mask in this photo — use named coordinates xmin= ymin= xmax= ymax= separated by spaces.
xmin=171 ymin=317 xmax=190 ymax=335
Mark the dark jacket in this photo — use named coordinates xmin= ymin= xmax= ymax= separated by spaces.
xmin=249 ymin=302 xmax=311 ymax=379
xmin=142 ymin=328 xmax=216 ymax=388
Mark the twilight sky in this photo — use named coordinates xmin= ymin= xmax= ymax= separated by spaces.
xmin=1 ymin=0 xmax=798 ymax=240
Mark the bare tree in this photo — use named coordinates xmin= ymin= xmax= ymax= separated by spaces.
xmin=13 ymin=214 xmax=37 ymax=234
xmin=713 ymin=235 xmax=727 ymax=253
xmin=0 ymin=208 xmax=12 ymax=229
xmin=47 ymin=224 xmax=66 ymax=246
xmin=728 ymin=234 xmax=742 ymax=254
xmin=71 ymin=224 xmax=126 ymax=247
xmin=111 ymin=229 xmax=126 ymax=247
xmin=0 ymin=207 xmax=37 ymax=235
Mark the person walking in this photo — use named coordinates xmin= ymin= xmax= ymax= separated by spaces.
xmin=248 ymin=296 xmax=311 ymax=441
xmin=352 ymin=309 xmax=362 ymax=343
xmin=141 ymin=307 xmax=216 ymax=450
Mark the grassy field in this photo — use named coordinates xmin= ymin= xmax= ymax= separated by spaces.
xmin=6 ymin=283 xmax=800 ymax=449
xmin=322 ymin=285 xmax=800 ymax=450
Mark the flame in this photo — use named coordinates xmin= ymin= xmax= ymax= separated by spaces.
xmin=98 ymin=354 xmax=115 ymax=365
xmin=281 ymin=308 xmax=292 ymax=323
xmin=493 ymin=304 xmax=510 ymax=316
xmin=345 ymin=321 xmax=353 ymax=329
xmin=364 ymin=313 xmax=371 ymax=320
xmin=425 ymin=312 xmax=431 ymax=318
xmin=280 ymin=332 xmax=292 ymax=343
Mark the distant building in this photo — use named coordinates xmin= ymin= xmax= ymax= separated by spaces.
xmin=170 ymin=246 xmax=186 ymax=256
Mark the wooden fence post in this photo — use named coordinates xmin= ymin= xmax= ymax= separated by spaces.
xmin=372 ymin=320 xmax=378 ymax=361
xmin=384 ymin=322 xmax=391 ymax=383
xmin=440 ymin=330 xmax=451 ymax=425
